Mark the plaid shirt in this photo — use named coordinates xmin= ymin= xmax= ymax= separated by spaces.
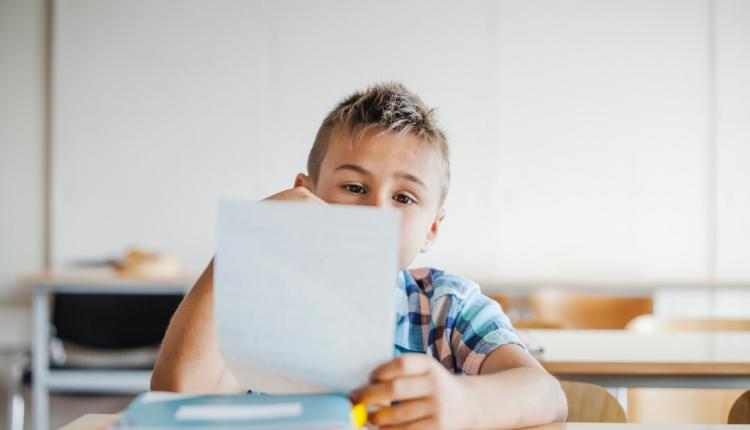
xmin=394 ymin=268 xmax=524 ymax=375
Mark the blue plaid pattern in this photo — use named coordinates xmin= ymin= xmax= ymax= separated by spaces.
xmin=393 ymin=268 xmax=524 ymax=375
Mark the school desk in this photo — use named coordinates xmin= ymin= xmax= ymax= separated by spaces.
xmin=527 ymin=329 xmax=750 ymax=389
xmin=25 ymin=271 xmax=193 ymax=430
xmin=59 ymin=413 xmax=750 ymax=430
xmin=27 ymin=271 xmax=749 ymax=430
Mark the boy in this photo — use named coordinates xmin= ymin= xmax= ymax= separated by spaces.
xmin=151 ymin=82 xmax=567 ymax=429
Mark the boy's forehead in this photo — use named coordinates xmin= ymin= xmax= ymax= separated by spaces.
xmin=324 ymin=128 xmax=443 ymax=174
xmin=318 ymin=128 xmax=449 ymax=206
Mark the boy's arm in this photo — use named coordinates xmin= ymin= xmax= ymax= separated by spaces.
xmin=469 ymin=345 xmax=567 ymax=428
xmin=151 ymin=259 xmax=243 ymax=393
xmin=151 ymin=185 xmax=324 ymax=393
xmin=352 ymin=346 xmax=567 ymax=429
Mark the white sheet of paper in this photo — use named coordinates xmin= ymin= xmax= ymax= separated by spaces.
xmin=214 ymin=201 xmax=400 ymax=394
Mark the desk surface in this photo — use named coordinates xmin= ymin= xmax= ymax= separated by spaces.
xmin=59 ymin=414 xmax=750 ymax=430
xmin=528 ymin=329 xmax=750 ymax=375
xmin=24 ymin=270 xmax=195 ymax=294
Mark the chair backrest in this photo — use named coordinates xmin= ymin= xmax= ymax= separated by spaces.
xmin=489 ymin=295 xmax=564 ymax=329
xmin=489 ymin=295 xmax=514 ymax=313
xmin=729 ymin=391 xmax=750 ymax=424
xmin=627 ymin=315 xmax=750 ymax=332
xmin=512 ymin=320 xmax=565 ymax=329
xmin=560 ymin=380 xmax=626 ymax=423
xmin=528 ymin=290 xmax=653 ymax=329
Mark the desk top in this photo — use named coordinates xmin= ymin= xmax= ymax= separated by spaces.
xmin=59 ymin=414 xmax=750 ymax=430
xmin=528 ymin=329 xmax=750 ymax=376
xmin=477 ymin=279 xmax=750 ymax=295
xmin=23 ymin=269 xmax=195 ymax=294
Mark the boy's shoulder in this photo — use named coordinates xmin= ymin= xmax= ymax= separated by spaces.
xmin=402 ymin=267 xmax=482 ymax=303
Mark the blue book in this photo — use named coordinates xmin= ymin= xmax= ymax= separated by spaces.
xmin=113 ymin=391 xmax=367 ymax=430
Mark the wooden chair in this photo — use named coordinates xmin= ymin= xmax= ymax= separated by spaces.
xmin=489 ymin=295 xmax=515 ymax=313
xmin=729 ymin=390 xmax=750 ymax=424
xmin=528 ymin=290 xmax=653 ymax=329
xmin=512 ymin=320 xmax=564 ymax=329
xmin=560 ymin=380 xmax=627 ymax=423
xmin=489 ymin=295 xmax=564 ymax=329
xmin=626 ymin=317 xmax=750 ymax=424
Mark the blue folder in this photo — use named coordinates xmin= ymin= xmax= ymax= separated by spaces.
xmin=113 ymin=391 xmax=364 ymax=429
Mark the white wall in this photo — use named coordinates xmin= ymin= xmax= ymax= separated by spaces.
xmin=716 ymin=0 xmax=750 ymax=280
xmin=51 ymin=0 xmax=499 ymax=271
xmin=476 ymin=0 xmax=710 ymax=282
xmin=49 ymin=1 xmax=750 ymax=291
xmin=0 ymin=0 xmax=46 ymax=303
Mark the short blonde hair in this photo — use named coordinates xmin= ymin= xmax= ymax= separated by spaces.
xmin=307 ymin=82 xmax=450 ymax=205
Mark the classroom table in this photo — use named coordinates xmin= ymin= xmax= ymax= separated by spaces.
xmin=30 ymin=276 xmax=750 ymax=430
xmin=526 ymin=329 xmax=750 ymax=389
xmin=26 ymin=271 xmax=194 ymax=430
xmin=58 ymin=414 xmax=750 ymax=430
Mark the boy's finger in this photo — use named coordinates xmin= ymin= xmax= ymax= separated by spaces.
xmin=369 ymin=398 xmax=436 ymax=427
xmin=377 ymin=417 xmax=439 ymax=430
xmin=351 ymin=375 xmax=433 ymax=404
xmin=370 ymin=354 xmax=432 ymax=382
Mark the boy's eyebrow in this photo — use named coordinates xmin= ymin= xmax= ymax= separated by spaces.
xmin=335 ymin=164 xmax=371 ymax=177
xmin=396 ymin=172 xmax=429 ymax=190
xmin=334 ymin=164 xmax=428 ymax=190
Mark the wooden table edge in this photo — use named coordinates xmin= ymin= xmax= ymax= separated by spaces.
xmin=541 ymin=361 xmax=750 ymax=375
xmin=59 ymin=414 xmax=118 ymax=430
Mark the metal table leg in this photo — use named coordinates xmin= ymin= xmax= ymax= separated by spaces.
xmin=32 ymin=289 xmax=50 ymax=430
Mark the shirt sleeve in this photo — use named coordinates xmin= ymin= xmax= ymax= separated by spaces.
xmin=449 ymin=291 xmax=525 ymax=375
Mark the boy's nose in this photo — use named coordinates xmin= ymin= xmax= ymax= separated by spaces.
xmin=365 ymin=192 xmax=390 ymax=208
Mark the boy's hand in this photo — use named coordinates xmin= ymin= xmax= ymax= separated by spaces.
xmin=263 ymin=186 xmax=326 ymax=204
xmin=351 ymin=354 xmax=476 ymax=430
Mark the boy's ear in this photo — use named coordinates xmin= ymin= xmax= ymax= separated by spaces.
xmin=421 ymin=209 xmax=446 ymax=253
xmin=294 ymin=173 xmax=314 ymax=191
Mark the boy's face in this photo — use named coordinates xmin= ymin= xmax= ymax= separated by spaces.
xmin=298 ymin=129 xmax=446 ymax=269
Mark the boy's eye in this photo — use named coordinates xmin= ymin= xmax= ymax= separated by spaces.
xmin=393 ymin=193 xmax=415 ymax=205
xmin=343 ymin=184 xmax=366 ymax=194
